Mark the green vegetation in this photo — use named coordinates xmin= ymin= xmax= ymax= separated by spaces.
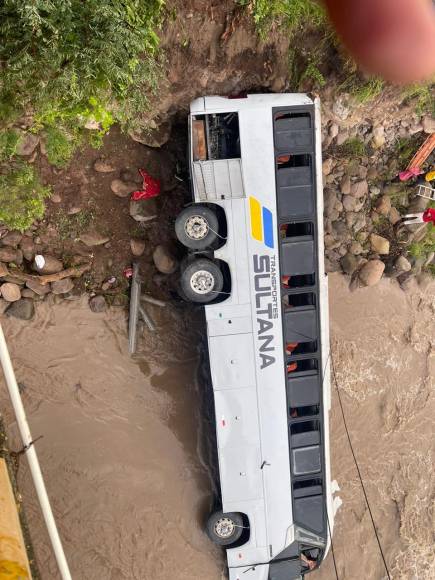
xmin=54 ymin=208 xmax=96 ymax=241
xmin=401 ymin=83 xmax=435 ymax=116
xmin=300 ymin=62 xmax=326 ymax=88
xmin=239 ymin=0 xmax=325 ymax=37
xmin=409 ymin=224 xmax=435 ymax=269
xmin=394 ymin=134 xmax=426 ymax=166
xmin=339 ymin=74 xmax=384 ymax=103
xmin=0 ymin=129 xmax=21 ymax=161
xmin=43 ymin=126 xmax=79 ymax=168
xmin=0 ymin=165 xmax=51 ymax=231
xmin=337 ymin=137 xmax=367 ymax=158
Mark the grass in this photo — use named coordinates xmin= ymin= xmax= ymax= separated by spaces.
xmin=239 ymin=0 xmax=325 ymax=36
xmin=401 ymin=83 xmax=435 ymax=116
xmin=408 ymin=224 xmax=435 ymax=266
xmin=0 ymin=129 xmax=21 ymax=161
xmin=43 ymin=126 xmax=80 ymax=168
xmin=339 ymin=74 xmax=384 ymax=103
xmin=0 ymin=164 xmax=51 ymax=231
xmin=394 ymin=134 xmax=426 ymax=167
xmin=337 ymin=137 xmax=367 ymax=158
xmin=54 ymin=207 xmax=95 ymax=241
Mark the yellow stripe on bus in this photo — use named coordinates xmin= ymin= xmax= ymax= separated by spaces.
xmin=250 ymin=197 xmax=263 ymax=242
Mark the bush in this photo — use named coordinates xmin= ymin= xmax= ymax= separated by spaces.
xmin=44 ymin=126 xmax=79 ymax=168
xmin=0 ymin=165 xmax=51 ymax=231
xmin=0 ymin=130 xmax=21 ymax=161
xmin=240 ymin=0 xmax=325 ymax=36
xmin=337 ymin=137 xmax=367 ymax=158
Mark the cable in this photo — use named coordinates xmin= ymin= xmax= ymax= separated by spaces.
xmin=330 ymin=353 xmax=391 ymax=580
xmin=326 ymin=511 xmax=339 ymax=580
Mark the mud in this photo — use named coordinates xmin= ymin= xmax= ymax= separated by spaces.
xmin=0 ymin=274 xmax=434 ymax=580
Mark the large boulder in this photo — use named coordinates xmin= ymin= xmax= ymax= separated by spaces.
xmin=358 ymin=260 xmax=385 ymax=286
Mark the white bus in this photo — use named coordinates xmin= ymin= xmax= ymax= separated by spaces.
xmin=175 ymin=94 xmax=333 ymax=580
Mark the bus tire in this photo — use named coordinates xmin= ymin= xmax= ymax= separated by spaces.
xmin=206 ymin=511 xmax=244 ymax=546
xmin=175 ymin=205 xmax=219 ymax=250
xmin=180 ymin=258 xmax=223 ymax=303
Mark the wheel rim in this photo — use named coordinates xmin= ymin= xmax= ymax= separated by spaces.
xmin=214 ymin=517 xmax=236 ymax=539
xmin=190 ymin=270 xmax=215 ymax=295
xmin=185 ymin=215 xmax=209 ymax=240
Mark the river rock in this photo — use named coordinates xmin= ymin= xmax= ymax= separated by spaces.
xmin=129 ymin=198 xmax=158 ymax=222
xmin=329 ymin=123 xmax=339 ymax=138
xmin=50 ymin=193 xmax=62 ymax=203
xmin=322 ymin=158 xmax=334 ymax=176
xmin=0 ymin=263 xmax=7 ymax=277
xmin=367 ymin=166 xmax=378 ymax=181
xmin=350 ymin=180 xmax=368 ymax=198
xmin=343 ymin=195 xmax=357 ymax=212
xmin=94 ymin=158 xmax=115 ymax=173
xmin=51 ymin=278 xmax=74 ymax=295
xmin=375 ymin=195 xmax=392 ymax=216
xmin=422 ymin=115 xmax=435 ymax=134
xmin=80 ymin=232 xmax=110 ymax=247
xmin=21 ymin=288 xmax=39 ymax=300
xmin=0 ymin=282 xmax=21 ymax=302
xmin=34 ymin=254 xmax=63 ymax=274
xmin=370 ymin=234 xmax=390 ymax=255
xmin=332 ymin=98 xmax=349 ymax=121
xmin=110 ymin=179 xmax=137 ymax=198
xmin=371 ymin=125 xmax=386 ymax=148
xmin=340 ymin=253 xmax=359 ymax=275
xmin=16 ymin=133 xmax=40 ymax=156
xmin=394 ymin=256 xmax=412 ymax=275
xmin=1 ymin=231 xmax=22 ymax=247
xmin=19 ymin=237 xmax=36 ymax=261
xmin=153 ymin=245 xmax=178 ymax=275
xmin=349 ymin=241 xmax=364 ymax=255
xmin=340 ymin=176 xmax=351 ymax=195
xmin=358 ymin=260 xmax=385 ymax=286
xmin=0 ymin=247 xmax=20 ymax=263
xmin=120 ymin=168 xmax=143 ymax=185
xmin=6 ymin=298 xmax=35 ymax=320
xmin=26 ymin=279 xmax=51 ymax=296
xmin=89 ymin=295 xmax=107 ymax=313
xmin=389 ymin=207 xmax=401 ymax=225
xmin=129 ymin=120 xmax=172 ymax=148
xmin=130 ymin=239 xmax=146 ymax=257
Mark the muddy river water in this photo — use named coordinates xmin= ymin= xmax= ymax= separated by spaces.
xmin=0 ymin=274 xmax=434 ymax=580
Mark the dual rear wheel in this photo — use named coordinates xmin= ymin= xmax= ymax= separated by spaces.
xmin=206 ymin=511 xmax=244 ymax=546
xmin=175 ymin=205 xmax=224 ymax=303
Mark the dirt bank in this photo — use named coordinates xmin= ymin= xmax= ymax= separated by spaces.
xmin=1 ymin=273 xmax=433 ymax=579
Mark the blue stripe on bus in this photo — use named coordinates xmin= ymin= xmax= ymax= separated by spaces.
xmin=262 ymin=207 xmax=274 ymax=248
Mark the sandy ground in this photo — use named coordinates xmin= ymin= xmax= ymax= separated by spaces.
xmin=0 ymin=273 xmax=434 ymax=580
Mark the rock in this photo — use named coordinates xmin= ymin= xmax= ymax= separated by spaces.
xmin=371 ymin=125 xmax=386 ymax=148
xmin=153 ymin=245 xmax=178 ymax=275
xmin=130 ymin=238 xmax=146 ymax=256
xmin=33 ymin=254 xmax=63 ymax=274
xmin=5 ymin=298 xmax=35 ymax=320
xmin=350 ymin=180 xmax=368 ymax=198
xmin=110 ymin=179 xmax=137 ymax=198
xmin=93 ymin=158 xmax=115 ymax=173
xmin=422 ymin=115 xmax=435 ymax=134
xmin=353 ymin=214 xmax=367 ymax=233
xmin=16 ymin=133 xmax=40 ymax=156
xmin=1 ymin=231 xmax=22 ymax=247
xmin=325 ymin=257 xmax=341 ymax=273
xmin=342 ymin=196 xmax=357 ymax=212
xmin=388 ymin=207 xmax=401 ymax=225
xmin=367 ymin=166 xmax=378 ymax=181
xmin=129 ymin=120 xmax=172 ymax=148
xmin=394 ymin=256 xmax=412 ymax=275
xmin=358 ymin=260 xmax=385 ymax=286
xmin=340 ymin=176 xmax=351 ymax=195
xmin=358 ymin=165 xmax=368 ymax=179
xmin=322 ymin=158 xmax=334 ymax=176
xmin=89 ymin=295 xmax=107 ymax=313
xmin=50 ymin=193 xmax=62 ymax=203
xmin=370 ymin=234 xmax=390 ymax=255
xmin=340 ymin=253 xmax=360 ymax=275
xmin=349 ymin=241 xmax=364 ymax=255
xmin=408 ymin=195 xmax=429 ymax=213
xmin=51 ymin=278 xmax=74 ymax=295
xmin=0 ymin=247 xmax=20 ymax=263
xmin=408 ymin=123 xmax=423 ymax=135
xmin=21 ymin=288 xmax=39 ymax=300
xmin=336 ymin=131 xmax=348 ymax=146
xmin=0 ymin=263 xmax=8 ymax=277
xmin=332 ymin=98 xmax=349 ymax=121
xmin=129 ymin=198 xmax=158 ymax=222
xmin=0 ymin=282 xmax=21 ymax=302
xmin=324 ymin=234 xmax=340 ymax=250
xmin=329 ymin=123 xmax=339 ymax=138
xmin=375 ymin=195 xmax=392 ymax=216
xmin=80 ymin=232 xmax=110 ymax=247
xmin=67 ymin=205 xmax=83 ymax=215
xmin=26 ymin=279 xmax=51 ymax=296
xmin=397 ymin=271 xmax=416 ymax=292
xmin=20 ymin=237 xmax=36 ymax=261
xmin=120 ymin=168 xmax=143 ymax=185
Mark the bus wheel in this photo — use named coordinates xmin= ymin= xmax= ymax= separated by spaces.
xmin=180 ymin=258 xmax=223 ymax=303
xmin=206 ymin=511 xmax=244 ymax=546
xmin=175 ymin=205 xmax=219 ymax=250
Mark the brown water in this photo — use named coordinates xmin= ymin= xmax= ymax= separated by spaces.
xmin=0 ymin=274 xmax=434 ymax=580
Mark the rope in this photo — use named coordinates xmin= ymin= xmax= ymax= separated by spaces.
xmin=327 ymin=511 xmax=339 ymax=580
xmin=330 ymin=353 xmax=391 ymax=580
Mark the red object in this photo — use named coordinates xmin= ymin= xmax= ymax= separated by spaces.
xmin=130 ymin=169 xmax=161 ymax=201
xmin=123 ymin=267 xmax=133 ymax=279
xmin=423 ymin=208 xmax=435 ymax=224
xmin=399 ymin=167 xmax=423 ymax=182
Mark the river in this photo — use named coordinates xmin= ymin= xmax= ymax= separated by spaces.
xmin=0 ymin=273 xmax=433 ymax=580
